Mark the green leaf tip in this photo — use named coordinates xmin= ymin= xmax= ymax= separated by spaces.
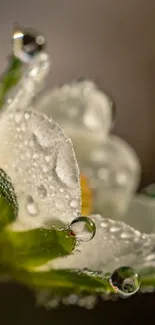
xmin=5 ymin=226 xmax=76 ymax=268
xmin=0 ymin=196 xmax=16 ymax=230
xmin=14 ymin=268 xmax=112 ymax=296
xmin=0 ymin=168 xmax=18 ymax=218
xmin=0 ymin=56 xmax=22 ymax=109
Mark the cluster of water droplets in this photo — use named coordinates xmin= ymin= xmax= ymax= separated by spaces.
xmin=0 ymin=107 xmax=82 ymax=229
xmin=36 ymin=80 xmax=141 ymax=223
xmin=1 ymin=27 xmax=155 ymax=308
xmin=36 ymin=79 xmax=114 ymax=143
xmin=36 ymin=265 xmax=141 ymax=310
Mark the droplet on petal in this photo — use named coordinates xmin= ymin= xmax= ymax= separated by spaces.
xmin=0 ymin=108 xmax=81 ymax=229
xmin=110 ymin=266 xmax=141 ymax=297
xmin=36 ymin=80 xmax=113 ymax=143
xmin=70 ymin=216 xmax=96 ymax=242
xmin=26 ymin=195 xmax=39 ymax=216
xmin=51 ymin=215 xmax=155 ymax=273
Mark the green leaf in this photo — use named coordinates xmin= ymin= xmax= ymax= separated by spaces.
xmin=14 ymin=268 xmax=112 ymax=296
xmin=4 ymin=227 xmax=76 ymax=268
xmin=0 ymin=169 xmax=18 ymax=218
xmin=138 ymin=267 xmax=155 ymax=288
xmin=0 ymin=196 xmax=16 ymax=230
xmin=13 ymin=267 xmax=155 ymax=297
xmin=0 ymin=56 xmax=22 ymax=109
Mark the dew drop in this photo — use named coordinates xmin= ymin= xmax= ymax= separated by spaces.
xmin=70 ymin=216 xmax=96 ymax=242
xmin=26 ymin=195 xmax=39 ymax=216
xmin=14 ymin=111 xmax=23 ymax=124
xmin=24 ymin=112 xmax=30 ymax=120
xmin=45 ymin=155 xmax=50 ymax=163
xmin=110 ymin=266 xmax=141 ymax=297
xmin=59 ymin=187 xmax=64 ymax=193
xmin=21 ymin=123 xmax=26 ymax=132
xmin=70 ymin=199 xmax=78 ymax=208
xmin=37 ymin=184 xmax=47 ymax=198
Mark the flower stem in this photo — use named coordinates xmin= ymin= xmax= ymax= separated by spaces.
xmin=0 ymin=56 xmax=22 ymax=109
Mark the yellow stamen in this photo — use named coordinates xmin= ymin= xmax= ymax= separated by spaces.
xmin=80 ymin=174 xmax=93 ymax=216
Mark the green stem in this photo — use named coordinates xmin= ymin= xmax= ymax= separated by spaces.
xmin=13 ymin=268 xmax=112 ymax=296
xmin=0 ymin=56 xmax=22 ymax=109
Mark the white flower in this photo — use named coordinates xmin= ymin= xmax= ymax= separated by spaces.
xmin=35 ymin=79 xmax=155 ymax=273
xmin=0 ymin=52 xmax=155 ymax=277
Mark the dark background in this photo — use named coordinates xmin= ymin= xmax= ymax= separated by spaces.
xmin=1 ymin=282 xmax=155 ymax=325
xmin=0 ymin=0 xmax=155 ymax=323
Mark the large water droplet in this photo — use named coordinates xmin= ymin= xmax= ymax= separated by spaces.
xmin=70 ymin=216 xmax=96 ymax=242
xmin=13 ymin=26 xmax=45 ymax=63
xmin=26 ymin=195 xmax=39 ymax=216
xmin=110 ymin=266 xmax=141 ymax=297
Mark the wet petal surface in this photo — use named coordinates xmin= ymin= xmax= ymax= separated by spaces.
xmin=51 ymin=214 xmax=155 ymax=272
xmin=0 ymin=108 xmax=81 ymax=229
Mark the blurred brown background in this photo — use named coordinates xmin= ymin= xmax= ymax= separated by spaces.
xmin=0 ymin=0 xmax=155 ymax=186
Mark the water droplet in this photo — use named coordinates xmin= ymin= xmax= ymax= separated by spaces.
xmin=14 ymin=111 xmax=23 ymax=124
xmin=104 ymin=272 xmax=111 ymax=280
xmin=100 ymin=222 xmax=108 ymax=228
xmin=70 ymin=216 xmax=96 ymax=242
xmin=70 ymin=200 xmax=78 ymax=208
xmin=110 ymin=266 xmax=141 ymax=297
xmin=13 ymin=26 xmax=45 ymax=63
xmin=45 ymin=155 xmax=50 ymax=163
xmin=24 ymin=112 xmax=30 ymax=120
xmin=21 ymin=123 xmax=26 ymax=132
xmin=26 ymin=195 xmax=39 ymax=216
xmin=37 ymin=184 xmax=47 ymax=198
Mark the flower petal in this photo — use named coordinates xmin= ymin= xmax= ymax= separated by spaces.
xmin=0 ymin=108 xmax=81 ymax=229
xmin=50 ymin=215 xmax=155 ymax=272
xmin=88 ymin=135 xmax=141 ymax=218
xmin=36 ymin=83 xmax=140 ymax=220
xmin=123 ymin=194 xmax=155 ymax=234
xmin=36 ymin=80 xmax=113 ymax=143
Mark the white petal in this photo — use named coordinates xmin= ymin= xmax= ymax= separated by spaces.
xmin=90 ymin=135 xmax=141 ymax=218
xmin=0 ymin=108 xmax=81 ymax=229
xmin=50 ymin=215 xmax=155 ymax=272
xmin=123 ymin=194 xmax=155 ymax=234
xmin=1 ymin=52 xmax=51 ymax=117
xmin=36 ymin=80 xmax=113 ymax=143
xmin=36 ymin=81 xmax=140 ymax=221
